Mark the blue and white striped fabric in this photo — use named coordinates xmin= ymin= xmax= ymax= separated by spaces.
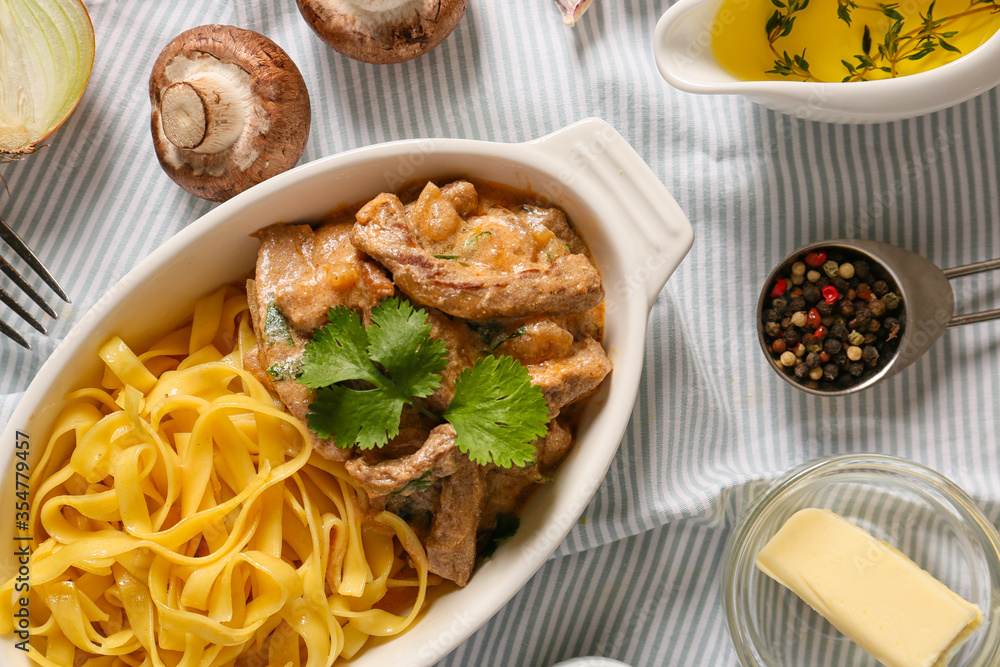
xmin=2 ymin=1 xmax=999 ymax=665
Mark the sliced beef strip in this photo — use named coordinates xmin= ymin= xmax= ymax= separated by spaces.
xmin=244 ymin=277 xmax=316 ymax=424
xmin=526 ymin=335 xmax=612 ymax=413
xmin=477 ymin=419 xmax=573 ymax=533
xmin=424 ymin=458 xmax=486 ymax=587
xmin=423 ymin=308 xmax=483 ymax=413
xmin=246 ymin=221 xmax=394 ymax=462
xmin=521 ymin=205 xmax=589 ymax=256
xmin=358 ymin=406 xmax=437 ymax=462
xmin=345 ymin=424 xmax=462 ymax=498
xmin=254 ymin=222 xmax=395 ymax=332
xmin=350 ymin=187 xmax=604 ymax=321
xmin=494 ymin=316 xmax=576 ymax=366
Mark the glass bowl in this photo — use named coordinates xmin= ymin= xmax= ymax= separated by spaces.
xmin=723 ymin=454 xmax=1000 ymax=667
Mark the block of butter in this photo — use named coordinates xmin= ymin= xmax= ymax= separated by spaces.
xmin=756 ymin=508 xmax=982 ymax=667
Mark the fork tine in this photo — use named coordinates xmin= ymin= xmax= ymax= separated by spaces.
xmin=0 ymin=286 xmax=47 ymax=333
xmin=0 ymin=255 xmax=59 ymax=318
xmin=0 ymin=217 xmax=70 ymax=302
xmin=0 ymin=319 xmax=32 ymax=350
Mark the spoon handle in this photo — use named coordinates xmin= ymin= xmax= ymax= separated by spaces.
xmin=942 ymin=257 xmax=1000 ymax=326
xmin=948 ymin=309 xmax=1000 ymax=327
xmin=942 ymin=257 xmax=1000 ymax=279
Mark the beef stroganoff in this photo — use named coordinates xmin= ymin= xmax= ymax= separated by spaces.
xmin=0 ymin=179 xmax=611 ymax=666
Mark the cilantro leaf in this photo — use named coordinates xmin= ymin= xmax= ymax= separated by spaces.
xmin=308 ymin=384 xmax=405 ymax=450
xmin=299 ymin=306 xmax=382 ymax=388
xmin=298 ymin=298 xmax=551 ymax=468
xmin=367 ymin=298 xmax=448 ymax=399
xmin=444 ymin=356 xmax=550 ymax=468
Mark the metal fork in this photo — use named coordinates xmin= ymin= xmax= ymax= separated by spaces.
xmin=1 ymin=218 xmax=70 ymax=350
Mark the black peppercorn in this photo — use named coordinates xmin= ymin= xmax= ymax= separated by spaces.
xmin=863 ymin=332 xmax=877 ymax=345
xmin=794 ymin=363 xmax=809 ymax=379
xmin=805 ymin=352 xmax=821 ymax=368
xmin=869 ymin=299 xmax=886 ymax=317
xmin=833 ymin=277 xmax=850 ymax=293
xmin=839 ymin=299 xmax=855 ymax=317
xmin=772 ymin=297 xmax=788 ymax=313
xmin=830 ymin=323 xmax=849 ymax=340
xmin=824 ymin=338 xmax=842 ymax=355
xmin=816 ymin=276 xmax=831 ymax=288
xmin=854 ymin=260 xmax=870 ymax=280
xmin=867 ymin=319 xmax=881 ymax=333
xmin=823 ymin=363 xmax=840 ymax=381
xmin=816 ymin=301 xmax=833 ymax=316
xmin=872 ymin=280 xmax=889 ymax=297
xmin=788 ymin=296 xmax=806 ymax=312
xmin=849 ymin=362 xmax=865 ymax=377
xmin=849 ymin=309 xmax=871 ymax=330
xmin=764 ymin=309 xmax=779 ymax=322
xmin=765 ymin=321 xmax=782 ymax=337
xmin=802 ymin=284 xmax=822 ymax=304
xmin=783 ymin=330 xmax=801 ymax=347
xmin=862 ymin=345 xmax=879 ymax=364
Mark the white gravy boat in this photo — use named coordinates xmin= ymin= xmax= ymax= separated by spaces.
xmin=654 ymin=0 xmax=1000 ymax=124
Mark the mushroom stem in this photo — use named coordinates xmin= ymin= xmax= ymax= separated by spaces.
xmin=159 ymin=72 xmax=250 ymax=154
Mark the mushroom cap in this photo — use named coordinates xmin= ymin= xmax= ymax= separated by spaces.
xmin=149 ymin=25 xmax=311 ymax=202
xmin=296 ymin=0 xmax=468 ymax=64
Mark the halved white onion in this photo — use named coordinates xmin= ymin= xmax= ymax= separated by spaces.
xmin=0 ymin=0 xmax=95 ymax=155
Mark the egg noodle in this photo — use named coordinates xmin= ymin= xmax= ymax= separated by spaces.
xmin=0 ymin=286 xmax=432 ymax=667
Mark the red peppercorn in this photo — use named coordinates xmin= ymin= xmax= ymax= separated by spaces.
xmin=814 ymin=326 xmax=828 ymax=340
xmin=807 ymin=308 xmax=822 ymax=328
xmin=819 ymin=351 xmax=831 ymax=363
xmin=805 ymin=251 xmax=827 ymax=268
xmin=770 ymin=279 xmax=787 ymax=297
xmin=822 ymin=285 xmax=839 ymax=304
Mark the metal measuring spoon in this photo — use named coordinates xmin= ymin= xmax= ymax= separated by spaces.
xmin=757 ymin=239 xmax=1000 ymax=396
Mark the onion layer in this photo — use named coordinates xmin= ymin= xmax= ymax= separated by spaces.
xmin=0 ymin=0 xmax=95 ymax=155
xmin=556 ymin=0 xmax=595 ymax=26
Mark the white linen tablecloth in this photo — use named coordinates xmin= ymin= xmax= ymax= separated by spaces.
xmin=2 ymin=1 xmax=999 ymax=665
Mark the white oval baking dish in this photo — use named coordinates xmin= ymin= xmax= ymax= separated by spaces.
xmin=0 ymin=117 xmax=693 ymax=666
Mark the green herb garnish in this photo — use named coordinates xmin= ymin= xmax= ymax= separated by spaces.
xmin=267 ymin=359 xmax=302 ymax=382
xmin=433 ymin=254 xmax=459 ymax=260
xmin=395 ymin=470 xmax=435 ymax=495
xmin=299 ymin=298 xmax=549 ymax=467
xmin=480 ymin=513 xmax=520 ymax=558
xmin=263 ymin=296 xmax=295 ymax=345
xmin=464 ymin=231 xmax=492 ymax=246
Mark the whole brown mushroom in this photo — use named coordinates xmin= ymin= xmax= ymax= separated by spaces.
xmin=296 ymin=0 xmax=468 ymax=64
xmin=149 ymin=25 xmax=311 ymax=202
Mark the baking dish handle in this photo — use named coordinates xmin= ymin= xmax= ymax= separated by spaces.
xmin=528 ymin=118 xmax=694 ymax=309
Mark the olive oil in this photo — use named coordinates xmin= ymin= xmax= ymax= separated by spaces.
xmin=713 ymin=0 xmax=1000 ymax=82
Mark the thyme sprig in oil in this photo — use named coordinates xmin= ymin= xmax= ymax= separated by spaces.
xmin=765 ymin=0 xmax=1000 ymax=81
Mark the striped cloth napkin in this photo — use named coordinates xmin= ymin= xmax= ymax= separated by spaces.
xmin=2 ymin=1 xmax=998 ymax=665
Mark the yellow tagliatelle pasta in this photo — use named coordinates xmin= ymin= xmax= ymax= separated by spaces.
xmin=0 ymin=286 xmax=432 ymax=667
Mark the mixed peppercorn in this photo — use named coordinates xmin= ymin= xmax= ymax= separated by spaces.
xmin=761 ymin=248 xmax=905 ymax=391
